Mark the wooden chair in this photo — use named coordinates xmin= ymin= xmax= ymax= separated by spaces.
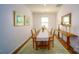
xmin=31 ymin=29 xmax=37 ymax=48
xmin=50 ymin=28 xmax=53 ymax=35
xmin=49 ymin=28 xmax=55 ymax=47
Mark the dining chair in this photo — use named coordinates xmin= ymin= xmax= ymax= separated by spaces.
xmin=49 ymin=28 xmax=55 ymax=47
xmin=31 ymin=29 xmax=37 ymax=48
xmin=50 ymin=28 xmax=53 ymax=35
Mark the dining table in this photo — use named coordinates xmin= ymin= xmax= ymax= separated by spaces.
xmin=35 ymin=30 xmax=51 ymax=50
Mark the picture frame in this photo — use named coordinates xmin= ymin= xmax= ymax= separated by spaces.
xmin=13 ymin=11 xmax=25 ymax=26
xmin=24 ymin=16 xmax=30 ymax=26
xmin=61 ymin=13 xmax=71 ymax=27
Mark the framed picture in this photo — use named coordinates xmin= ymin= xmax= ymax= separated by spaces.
xmin=13 ymin=11 xmax=25 ymax=26
xmin=61 ymin=13 xmax=71 ymax=27
xmin=24 ymin=16 xmax=30 ymax=26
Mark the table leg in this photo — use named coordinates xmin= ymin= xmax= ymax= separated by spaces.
xmin=48 ymin=41 xmax=50 ymax=50
xmin=36 ymin=41 xmax=38 ymax=50
xmin=67 ymin=36 xmax=70 ymax=49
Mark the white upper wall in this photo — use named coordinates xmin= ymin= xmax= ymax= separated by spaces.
xmin=0 ymin=5 xmax=33 ymax=53
xmin=57 ymin=4 xmax=79 ymax=35
xmin=33 ymin=13 xmax=57 ymax=31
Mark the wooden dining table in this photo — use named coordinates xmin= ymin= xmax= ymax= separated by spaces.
xmin=35 ymin=30 xmax=51 ymax=50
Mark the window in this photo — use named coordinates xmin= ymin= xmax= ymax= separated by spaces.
xmin=41 ymin=17 xmax=48 ymax=28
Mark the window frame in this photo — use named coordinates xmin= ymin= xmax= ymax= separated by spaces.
xmin=41 ymin=17 xmax=49 ymax=28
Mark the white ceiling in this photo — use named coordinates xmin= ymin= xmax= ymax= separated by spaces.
xmin=26 ymin=4 xmax=62 ymax=13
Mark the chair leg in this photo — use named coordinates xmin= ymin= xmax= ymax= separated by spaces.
xmin=48 ymin=45 xmax=50 ymax=50
xmin=33 ymin=39 xmax=34 ymax=48
xmin=52 ymin=42 xmax=54 ymax=47
xmin=52 ymin=40 xmax=54 ymax=47
xmin=48 ymin=41 xmax=50 ymax=50
xmin=36 ymin=42 xmax=38 ymax=50
xmin=36 ymin=47 xmax=38 ymax=50
xmin=52 ymin=36 xmax=54 ymax=47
